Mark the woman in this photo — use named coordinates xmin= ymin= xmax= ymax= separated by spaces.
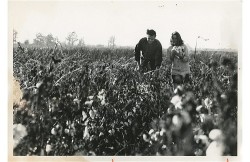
xmin=167 ymin=31 xmax=191 ymax=90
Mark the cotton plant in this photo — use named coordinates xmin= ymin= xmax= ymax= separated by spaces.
xmin=13 ymin=124 xmax=28 ymax=149
xmin=171 ymin=46 xmax=185 ymax=59
xmin=206 ymin=129 xmax=225 ymax=156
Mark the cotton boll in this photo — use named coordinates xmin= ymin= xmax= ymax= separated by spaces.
xmin=101 ymin=99 xmax=106 ymax=105
xmin=66 ymin=93 xmax=73 ymax=98
xmin=195 ymin=135 xmax=209 ymax=146
xmin=209 ymin=129 xmax=223 ymax=141
xmin=171 ymin=95 xmax=182 ymax=106
xmin=13 ymin=124 xmax=28 ymax=148
xmin=36 ymin=81 xmax=43 ymax=89
xmin=33 ymin=88 xmax=38 ymax=94
xmin=148 ymin=129 xmax=155 ymax=135
xmin=87 ymin=96 xmax=94 ymax=100
xmin=151 ymin=133 xmax=158 ymax=141
xmin=155 ymin=131 xmax=160 ymax=137
xmin=204 ymin=98 xmax=212 ymax=108
xmin=167 ymin=106 xmax=175 ymax=114
xmin=153 ymin=131 xmax=160 ymax=141
xmin=99 ymin=132 xmax=104 ymax=137
xmin=83 ymin=126 xmax=90 ymax=140
xmin=51 ymin=128 xmax=57 ymax=135
xmin=64 ymin=128 xmax=70 ymax=134
xmin=160 ymin=129 xmax=166 ymax=136
xmin=89 ymin=151 xmax=96 ymax=156
xmin=66 ymin=120 xmax=71 ymax=126
xmin=194 ymin=149 xmax=203 ymax=156
xmin=82 ymin=111 xmax=87 ymax=121
xmin=178 ymin=84 xmax=184 ymax=89
xmin=175 ymin=101 xmax=183 ymax=110
xmin=19 ymin=99 xmax=27 ymax=109
xmin=174 ymin=88 xmax=178 ymax=94
xmin=45 ymin=144 xmax=52 ymax=153
xmin=206 ymin=141 xmax=225 ymax=156
xmin=200 ymin=114 xmax=206 ymax=123
xmin=97 ymin=95 xmax=103 ymax=101
xmin=221 ymin=93 xmax=227 ymax=100
xmin=85 ymin=100 xmax=93 ymax=107
xmin=69 ymin=130 xmax=74 ymax=136
xmin=40 ymin=149 xmax=45 ymax=156
xmin=143 ymin=134 xmax=150 ymax=142
xmin=196 ymin=105 xmax=203 ymax=112
xmin=55 ymin=124 xmax=60 ymax=129
xmin=199 ymin=135 xmax=210 ymax=146
xmin=73 ymin=98 xmax=80 ymax=104
xmin=98 ymin=89 xmax=105 ymax=95
xmin=89 ymin=110 xmax=95 ymax=119
xmin=156 ymin=152 xmax=161 ymax=156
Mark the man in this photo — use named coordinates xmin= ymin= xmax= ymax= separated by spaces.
xmin=134 ymin=29 xmax=162 ymax=72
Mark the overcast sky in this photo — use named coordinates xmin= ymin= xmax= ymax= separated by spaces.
xmin=9 ymin=0 xmax=241 ymax=49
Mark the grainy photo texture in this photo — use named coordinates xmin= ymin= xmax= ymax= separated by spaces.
xmin=10 ymin=0 xmax=241 ymax=161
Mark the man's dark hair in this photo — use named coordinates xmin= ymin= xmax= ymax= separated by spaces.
xmin=147 ymin=29 xmax=156 ymax=36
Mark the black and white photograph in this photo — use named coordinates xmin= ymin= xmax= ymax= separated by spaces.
xmin=9 ymin=0 xmax=242 ymax=161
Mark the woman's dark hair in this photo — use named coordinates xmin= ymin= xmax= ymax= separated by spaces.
xmin=171 ymin=31 xmax=184 ymax=46
xmin=147 ymin=29 xmax=156 ymax=36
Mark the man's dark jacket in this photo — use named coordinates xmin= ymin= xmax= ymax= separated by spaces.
xmin=134 ymin=37 xmax=163 ymax=67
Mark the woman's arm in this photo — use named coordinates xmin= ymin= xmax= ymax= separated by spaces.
xmin=181 ymin=45 xmax=189 ymax=62
xmin=168 ymin=47 xmax=174 ymax=62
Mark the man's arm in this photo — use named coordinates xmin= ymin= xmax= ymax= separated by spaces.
xmin=134 ymin=39 xmax=142 ymax=65
xmin=155 ymin=42 xmax=163 ymax=68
